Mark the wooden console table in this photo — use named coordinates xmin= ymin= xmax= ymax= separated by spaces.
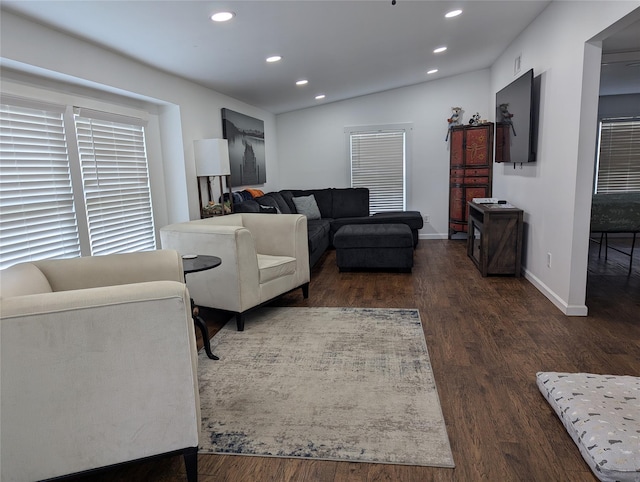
xmin=467 ymin=201 xmax=523 ymax=277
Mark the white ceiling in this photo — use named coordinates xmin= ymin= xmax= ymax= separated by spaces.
xmin=600 ymin=18 xmax=640 ymax=97
xmin=1 ymin=1 xmax=638 ymax=113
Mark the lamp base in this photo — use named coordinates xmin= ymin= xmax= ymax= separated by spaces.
xmin=197 ymin=175 xmax=233 ymax=218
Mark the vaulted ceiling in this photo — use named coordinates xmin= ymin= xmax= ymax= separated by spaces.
xmin=2 ymin=1 xmax=638 ymax=113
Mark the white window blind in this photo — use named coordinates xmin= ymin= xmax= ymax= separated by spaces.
xmin=595 ymin=117 xmax=640 ymax=194
xmin=74 ymin=113 xmax=156 ymax=256
xmin=0 ymin=102 xmax=80 ymax=269
xmin=0 ymin=98 xmax=157 ymax=269
xmin=349 ymin=128 xmax=406 ymax=213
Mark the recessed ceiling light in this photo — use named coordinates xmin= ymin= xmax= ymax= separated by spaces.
xmin=433 ymin=46 xmax=447 ymax=54
xmin=211 ymin=11 xmax=235 ymax=22
xmin=296 ymin=80 xmax=309 ymax=86
xmin=445 ymin=9 xmax=462 ymax=18
xmin=266 ymin=55 xmax=282 ymax=63
xmin=427 ymin=69 xmax=438 ymax=75
xmin=315 ymin=94 xmax=326 ymax=100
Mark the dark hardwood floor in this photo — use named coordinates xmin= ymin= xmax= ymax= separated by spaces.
xmin=73 ymin=238 xmax=639 ymax=482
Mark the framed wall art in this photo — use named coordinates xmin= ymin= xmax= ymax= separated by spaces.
xmin=221 ymin=108 xmax=266 ymax=186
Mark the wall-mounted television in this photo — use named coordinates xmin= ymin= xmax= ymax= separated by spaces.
xmin=495 ymin=68 xmax=538 ymax=163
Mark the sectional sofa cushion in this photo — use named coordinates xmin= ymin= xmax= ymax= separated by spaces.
xmin=265 ymin=192 xmax=294 ymax=214
xmin=331 ymin=188 xmax=369 ymax=218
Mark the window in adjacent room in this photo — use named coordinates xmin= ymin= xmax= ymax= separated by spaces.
xmin=594 ymin=116 xmax=640 ymax=194
xmin=0 ymin=98 xmax=156 ymax=269
xmin=346 ymin=123 xmax=412 ymax=213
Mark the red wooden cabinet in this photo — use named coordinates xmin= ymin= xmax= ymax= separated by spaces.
xmin=448 ymin=124 xmax=494 ymax=238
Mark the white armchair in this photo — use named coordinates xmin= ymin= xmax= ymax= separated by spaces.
xmin=0 ymin=250 xmax=200 ymax=482
xmin=160 ymin=213 xmax=310 ymax=331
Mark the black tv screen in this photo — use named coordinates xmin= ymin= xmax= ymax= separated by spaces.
xmin=495 ymin=69 xmax=537 ymax=163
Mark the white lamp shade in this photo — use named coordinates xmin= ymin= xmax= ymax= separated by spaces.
xmin=194 ymin=138 xmax=230 ymax=176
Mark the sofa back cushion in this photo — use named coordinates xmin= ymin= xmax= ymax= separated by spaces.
xmin=331 ymin=188 xmax=369 ymax=218
xmin=0 ymin=263 xmax=53 ymax=299
xmin=263 ymin=192 xmax=293 ymax=214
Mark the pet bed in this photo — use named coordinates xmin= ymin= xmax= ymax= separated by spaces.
xmin=536 ymin=372 xmax=640 ymax=482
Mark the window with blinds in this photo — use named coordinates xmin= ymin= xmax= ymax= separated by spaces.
xmin=594 ymin=117 xmax=640 ymax=194
xmin=74 ymin=113 xmax=156 ymax=256
xmin=0 ymin=98 xmax=156 ymax=268
xmin=348 ymin=125 xmax=410 ymax=213
xmin=0 ymin=102 xmax=80 ymax=269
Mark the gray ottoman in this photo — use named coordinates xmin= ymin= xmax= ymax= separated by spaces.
xmin=334 ymin=224 xmax=414 ymax=272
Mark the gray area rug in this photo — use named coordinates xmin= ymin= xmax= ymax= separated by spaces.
xmin=198 ymin=307 xmax=455 ymax=467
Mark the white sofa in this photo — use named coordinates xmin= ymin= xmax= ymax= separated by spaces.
xmin=0 ymin=250 xmax=200 ymax=482
xmin=160 ymin=213 xmax=310 ymax=331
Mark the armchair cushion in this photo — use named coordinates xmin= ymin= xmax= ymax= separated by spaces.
xmin=257 ymin=254 xmax=297 ymax=283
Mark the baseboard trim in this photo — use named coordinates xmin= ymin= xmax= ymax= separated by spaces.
xmin=522 ymin=268 xmax=588 ymax=316
xmin=419 ymin=233 xmax=449 ymax=240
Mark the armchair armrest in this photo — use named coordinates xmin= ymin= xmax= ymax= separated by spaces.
xmin=160 ymin=221 xmax=262 ymax=312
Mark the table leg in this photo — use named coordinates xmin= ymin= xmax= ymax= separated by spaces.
xmin=191 ymin=300 xmax=219 ymax=360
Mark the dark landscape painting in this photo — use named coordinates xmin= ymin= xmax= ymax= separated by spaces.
xmin=221 ymin=108 xmax=266 ymax=186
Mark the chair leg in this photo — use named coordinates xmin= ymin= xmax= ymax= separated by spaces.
xmin=236 ymin=313 xmax=244 ymax=331
xmin=183 ymin=447 xmax=198 ymax=482
xmin=302 ymin=282 xmax=309 ymax=299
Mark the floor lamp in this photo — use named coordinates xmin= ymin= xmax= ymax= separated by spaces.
xmin=194 ymin=138 xmax=233 ymax=217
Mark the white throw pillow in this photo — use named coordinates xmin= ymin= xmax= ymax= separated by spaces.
xmin=292 ymin=195 xmax=321 ymax=220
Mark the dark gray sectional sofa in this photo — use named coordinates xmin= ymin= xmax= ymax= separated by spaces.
xmin=233 ymin=187 xmax=423 ymax=267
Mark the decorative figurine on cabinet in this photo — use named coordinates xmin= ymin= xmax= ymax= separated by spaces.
xmin=468 ymin=112 xmax=481 ymax=126
xmin=445 ymin=107 xmax=463 ymax=141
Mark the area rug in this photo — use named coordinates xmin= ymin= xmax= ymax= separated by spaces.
xmin=197 ymin=307 xmax=455 ymax=467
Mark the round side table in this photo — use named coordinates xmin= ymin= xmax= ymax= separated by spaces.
xmin=182 ymin=255 xmax=222 ymax=360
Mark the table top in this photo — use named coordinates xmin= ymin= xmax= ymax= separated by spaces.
xmin=182 ymin=254 xmax=222 ymax=275
xmin=468 ymin=201 xmax=521 ymax=212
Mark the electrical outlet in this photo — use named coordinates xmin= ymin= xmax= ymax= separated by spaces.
xmin=424 ymin=214 xmax=430 ymax=223
xmin=547 ymin=252 xmax=552 ymax=268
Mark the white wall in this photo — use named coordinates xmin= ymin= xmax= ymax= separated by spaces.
xmin=490 ymin=1 xmax=640 ymax=315
xmin=277 ymin=70 xmax=492 ymax=238
xmin=0 ymin=10 xmax=279 ymax=228
xmin=598 ymin=93 xmax=640 ymax=118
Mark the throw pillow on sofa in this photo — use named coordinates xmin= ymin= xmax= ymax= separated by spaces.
xmin=292 ymin=195 xmax=321 ymax=220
